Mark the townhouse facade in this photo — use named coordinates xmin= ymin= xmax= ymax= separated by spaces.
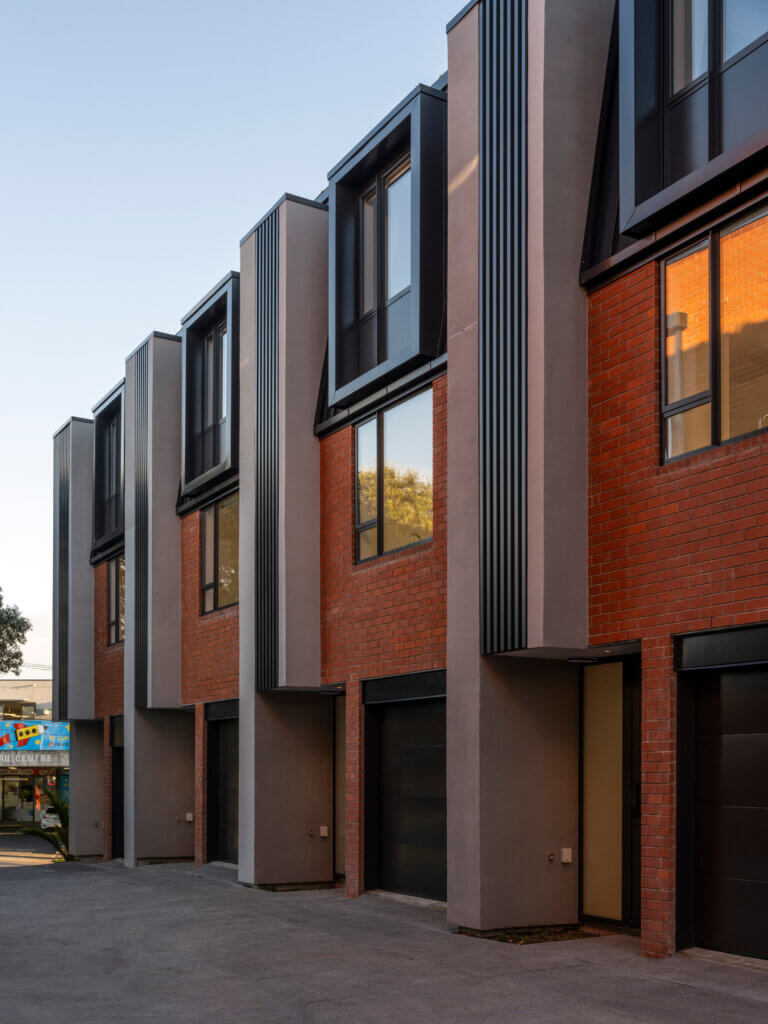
xmin=52 ymin=0 xmax=768 ymax=964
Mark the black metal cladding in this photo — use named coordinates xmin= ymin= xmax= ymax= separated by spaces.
xmin=53 ymin=426 xmax=70 ymax=720
xmin=253 ymin=209 xmax=279 ymax=691
xmin=133 ymin=343 xmax=149 ymax=709
xmin=478 ymin=0 xmax=527 ymax=654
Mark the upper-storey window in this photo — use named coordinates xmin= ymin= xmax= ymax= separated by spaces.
xmin=181 ymin=273 xmax=239 ymax=497
xmin=201 ymin=493 xmax=239 ymax=612
xmin=355 ymin=388 xmax=433 ymax=561
xmin=107 ymin=553 xmax=125 ymax=646
xmin=620 ymin=1 xmax=768 ymax=236
xmin=92 ymin=384 xmax=124 ymax=556
xmin=328 ymin=86 xmax=446 ymax=408
xmin=662 ymin=204 xmax=768 ymax=460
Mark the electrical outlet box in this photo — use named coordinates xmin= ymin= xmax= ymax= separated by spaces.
xmin=186 ymin=811 xmax=194 ymax=823
xmin=561 ymin=847 xmax=572 ymax=864
xmin=319 ymin=824 xmax=329 ymax=838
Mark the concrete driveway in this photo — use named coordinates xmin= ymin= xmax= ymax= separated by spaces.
xmin=1 ymin=858 xmax=767 ymax=1023
xmin=0 ymin=826 xmax=60 ymax=867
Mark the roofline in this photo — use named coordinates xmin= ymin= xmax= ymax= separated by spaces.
xmin=446 ymin=0 xmax=481 ymax=34
xmin=180 ymin=271 xmax=240 ymax=326
xmin=326 ymin=83 xmax=446 ymax=182
xmin=53 ymin=415 xmax=92 ymax=439
xmin=91 ymin=378 xmax=125 ymax=415
xmin=124 ymin=330 xmax=180 ymax=364
xmin=239 ymin=193 xmax=327 ymax=248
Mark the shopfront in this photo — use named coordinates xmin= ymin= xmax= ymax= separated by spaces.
xmin=0 ymin=720 xmax=70 ymax=824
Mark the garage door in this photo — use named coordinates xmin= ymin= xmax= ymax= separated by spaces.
xmin=365 ymin=697 xmax=446 ymax=901
xmin=693 ymin=670 xmax=768 ymax=958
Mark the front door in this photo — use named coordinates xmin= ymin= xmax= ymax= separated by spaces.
xmin=111 ymin=747 xmax=124 ymax=860
xmin=581 ymin=659 xmax=640 ymax=926
xmin=206 ymin=718 xmax=238 ymax=864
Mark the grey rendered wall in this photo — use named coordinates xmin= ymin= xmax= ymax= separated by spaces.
xmin=123 ymin=336 xmax=192 ymax=866
xmin=278 ymin=200 xmax=327 ymax=689
xmin=446 ymin=4 xmax=580 ymax=931
xmin=128 ymin=708 xmax=195 ymax=862
xmin=238 ymin=229 xmax=257 ymax=881
xmin=68 ymin=719 xmax=104 ymax=857
xmin=67 ymin=418 xmax=95 ymax=720
xmin=238 ymin=199 xmax=334 ymax=886
xmin=147 ymin=334 xmax=182 ymax=708
xmin=526 ymin=0 xmax=614 ymax=650
xmin=251 ymin=694 xmax=333 ymax=884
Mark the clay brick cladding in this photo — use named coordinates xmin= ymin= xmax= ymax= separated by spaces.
xmin=588 ymin=259 xmax=768 ymax=957
xmin=180 ymin=507 xmax=239 ymax=705
xmin=180 ymin=505 xmax=239 ymax=863
xmin=320 ymin=374 xmax=447 ymax=896
xmin=93 ymin=559 xmax=124 ymax=719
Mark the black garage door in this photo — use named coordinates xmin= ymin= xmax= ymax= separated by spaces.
xmin=365 ymin=697 xmax=446 ymax=901
xmin=207 ymin=717 xmax=238 ymax=864
xmin=689 ymin=670 xmax=768 ymax=959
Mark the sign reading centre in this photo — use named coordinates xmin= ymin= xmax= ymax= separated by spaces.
xmin=0 ymin=721 xmax=70 ymax=768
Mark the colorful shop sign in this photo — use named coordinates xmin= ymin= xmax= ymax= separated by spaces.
xmin=0 ymin=721 xmax=70 ymax=752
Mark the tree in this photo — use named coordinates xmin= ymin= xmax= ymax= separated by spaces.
xmin=0 ymin=587 xmax=31 ymax=676
xmin=24 ymin=790 xmax=73 ymax=861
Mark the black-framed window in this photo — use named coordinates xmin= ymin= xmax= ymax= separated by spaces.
xmin=201 ymin=493 xmax=239 ymax=613
xmin=661 ymin=203 xmax=768 ymax=460
xmin=328 ymin=86 xmax=446 ymax=408
xmin=355 ymin=155 xmax=413 ymax=378
xmin=93 ymin=392 xmax=123 ymax=545
xmin=181 ymin=273 xmax=239 ymax=497
xmin=620 ymin=1 xmax=768 ymax=235
xmin=107 ymin=554 xmax=125 ymax=646
xmin=355 ymin=388 xmax=433 ymax=561
xmin=189 ymin=317 xmax=227 ymax=481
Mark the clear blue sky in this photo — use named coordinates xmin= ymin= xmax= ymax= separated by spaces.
xmin=0 ymin=0 xmax=459 ymax=673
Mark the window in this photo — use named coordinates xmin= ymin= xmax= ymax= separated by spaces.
xmin=671 ymin=0 xmax=708 ymax=94
xmin=620 ymin=3 xmax=768 ymax=235
xmin=355 ymin=389 xmax=433 ymax=560
xmin=724 ymin=1 xmax=768 ymax=62
xmin=93 ymin=392 xmax=123 ymax=545
xmin=201 ymin=493 xmax=239 ymax=612
xmin=327 ymin=86 xmax=447 ymax=407
xmin=355 ymin=155 xmax=412 ymax=377
xmin=190 ymin=318 xmax=227 ymax=480
xmin=107 ymin=554 xmax=125 ymax=645
xmin=662 ymin=206 xmax=768 ymax=460
xmin=181 ymin=272 xmax=239 ymax=495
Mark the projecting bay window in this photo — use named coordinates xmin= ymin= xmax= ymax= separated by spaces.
xmin=180 ymin=273 xmax=239 ymax=497
xmin=662 ymin=205 xmax=768 ymax=460
xmin=328 ymin=85 xmax=446 ymax=407
xmin=201 ymin=493 xmax=239 ymax=613
xmin=355 ymin=388 xmax=433 ymax=561
xmin=107 ymin=554 xmax=125 ymax=646
xmin=620 ymin=2 xmax=768 ymax=235
xmin=92 ymin=385 xmax=124 ymax=556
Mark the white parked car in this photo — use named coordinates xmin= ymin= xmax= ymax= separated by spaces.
xmin=40 ymin=806 xmax=61 ymax=830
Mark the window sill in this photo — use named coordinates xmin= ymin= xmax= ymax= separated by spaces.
xmin=354 ymin=536 xmax=434 ymax=569
xmin=662 ymin=423 xmax=768 ymax=467
xmin=200 ymin=602 xmax=239 ymax=619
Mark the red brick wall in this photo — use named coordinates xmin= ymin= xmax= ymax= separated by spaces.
xmin=180 ymin=509 xmax=239 ymax=705
xmin=180 ymin=507 xmax=238 ymax=864
xmin=320 ymin=375 xmax=447 ymax=896
xmin=94 ymin=560 xmax=123 ymax=719
xmin=588 ymin=261 xmax=768 ymax=956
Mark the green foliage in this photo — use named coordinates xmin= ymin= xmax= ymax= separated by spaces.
xmin=23 ymin=790 xmax=72 ymax=861
xmin=0 ymin=587 xmax=31 ymax=676
xmin=358 ymin=465 xmax=433 ymax=543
